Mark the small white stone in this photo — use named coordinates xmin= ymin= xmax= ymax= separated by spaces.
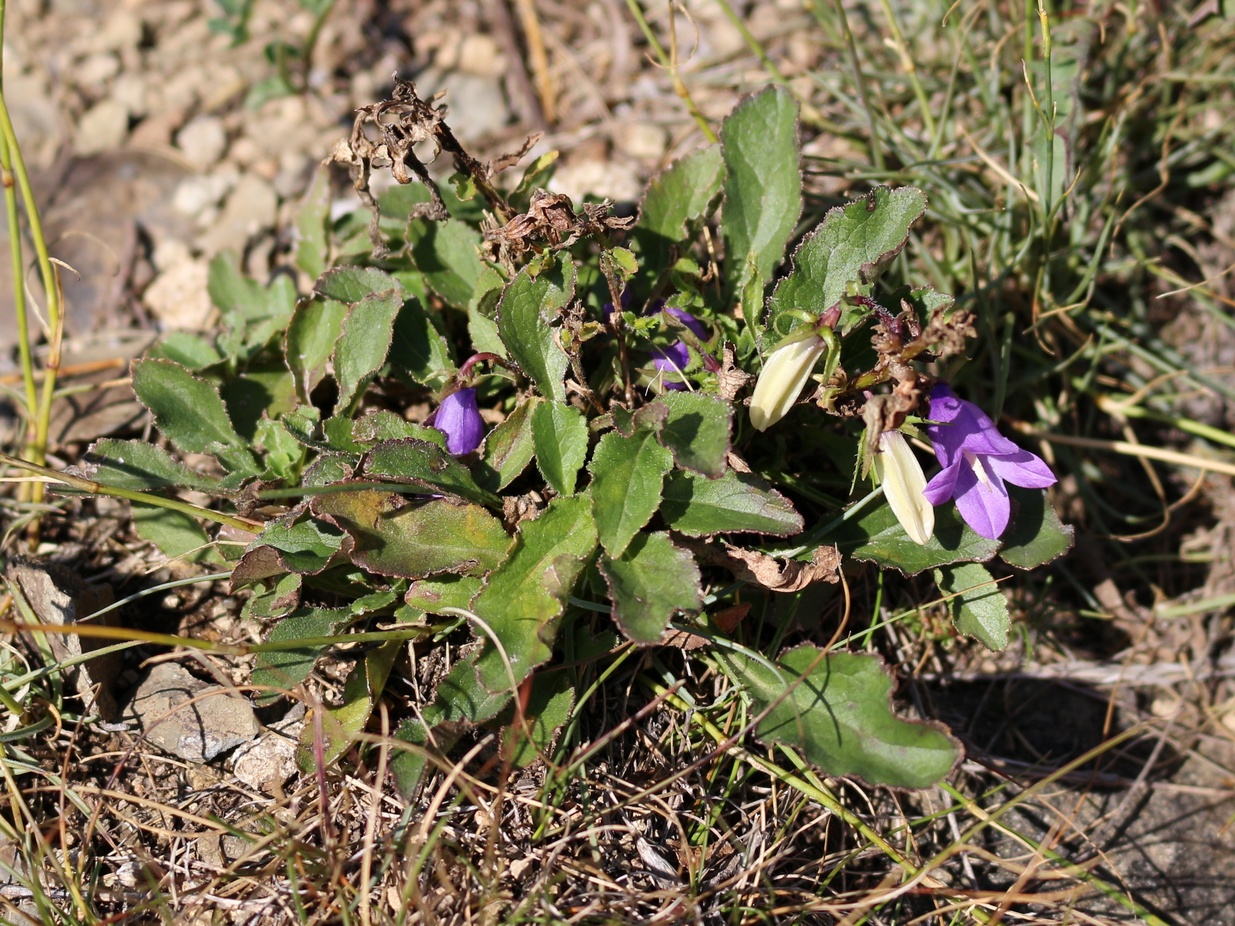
xmin=176 ymin=114 xmax=228 ymax=171
xmin=197 ymin=172 xmax=279 ymax=256
xmin=76 ymin=52 xmax=121 ymax=86
xmin=172 ymin=173 xmax=235 ymax=220
xmin=621 ymin=122 xmax=667 ymax=163
xmin=456 ymin=33 xmax=507 ymax=79
xmin=143 ymin=258 xmax=213 ymax=330
xmin=74 ymin=98 xmax=129 ymax=155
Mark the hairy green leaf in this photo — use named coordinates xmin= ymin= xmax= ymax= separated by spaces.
xmin=285 ymin=297 xmax=346 ymax=401
xmin=840 ymin=502 xmax=1000 ymax=575
xmin=721 ymin=86 xmax=801 ymax=300
xmin=333 ymin=288 xmax=403 ymax=413
xmin=86 ymin=439 xmax=221 ymax=491
xmin=131 ymin=359 xmax=258 ymax=474
xmin=660 ymin=469 xmax=803 ymax=537
xmin=531 ymin=401 xmax=589 ymax=496
xmin=767 ymin=187 xmax=927 ymax=336
xmin=409 ymin=217 xmax=486 ymax=309
xmin=655 ymin=392 xmax=732 ymax=478
xmin=473 ymin=494 xmax=597 ymax=692
xmin=998 ymin=487 xmax=1074 ymax=569
xmin=312 ymin=490 xmax=509 ymax=579
xmin=363 ymin=438 xmax=499 ymax=507
xmin=588 ymin=428 xmax=674 ymax=557
xmin=495 ymin=253 xmax=575 ymax=403
xmin=479 ymin=396 xmax=541 ymax=491
xmin=635 ymin=145 xmax=724 ymax=276
xmin=251 ymin=606 xmax=350 ymax=703
xmin=600 ymin=531 xmax=701 ymax=644
xmin=936 ymin=562 xmax=1009 ymax=650
xmin=722 ymin=645 xmax=960 ymax=788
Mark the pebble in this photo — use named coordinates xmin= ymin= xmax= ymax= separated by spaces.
xmin=552 ymin=157 xmax=642 ymax=205
xmin=143 ymin=257 xmax=213 ymax=330
xmin=124 ymin=661 xmax=261 ymax=763
xmin=196 ymin=171 xmax=279 ymax=255
xmin=173 ymin=172 xmax=236 ymax=222
xmin=76 ymin=51 xmax=121 ymax=86
xmin=74 ymin=98 xmax=129 ymax=156
xmin=621 ymin=122 xmax=667 ymax=163
xmin=231 ymin=709 xmax=304 ymax=794
xmin=176 ymin=114 xmax=228 ymax=170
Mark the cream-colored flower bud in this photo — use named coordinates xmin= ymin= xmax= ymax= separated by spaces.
xmin=748 ymin=334 xmax=827 ymax=431
xmin=875 ymin=430 xmax=935 ymax=545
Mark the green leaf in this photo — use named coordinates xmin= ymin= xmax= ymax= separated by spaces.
xmin=312 ymin=490 xmax=510 ymax=579
xmin=721 ymin=86 xmax=801 ymax=299
xmin=427 ymin=656 xmax=513 ymax=727
xmin=313 ymin=639 xmax=401 ymax=767
xmin=721 ymin=645 xmax=959 ymax=788
xmin=766 ymin=187 xmax=927 ymax=336
xmin=839 ymin=502 xmax=1000 ymax=575
xmin=479 ymin=396 xmax=540 ymax=491
xmin=351 ymin=411 xmax=446 ymax=449
xmin=85 ymin=439 xmax=221 ymax=491
xmin=255 ymin=416 xmax=305 ymax=480
xmin=285 ymin=297 xmax=347 ymax=401
xmin=409 ymin=217 xmax=486 ymax=309
xmin=661 ymin=469 xmax=803 ymax=537
xmin=473 ymin=494 xmax=597 ymax=692
xmin=295 ymin=165 xmax=332 ymax=279
xmin=655 ymin=392 xmax=732 ymax=478
xmin=531 ymin=401 xmax=589 ymax=496
xmin=251 ymin=606 xmax=349 ymax=703
xmin=998 ymin=487 xmax=1074 ymax=569
xmin=588 ymin=428 xmax=674 ymax=557
xmin=503 ymin=669 xmax=576 ymax=767
xmin=220 ymin=364 xmax=297 ymax=441
xmin=210 ymin=252 xmax=297 ymax=359
xmin=390 ymin=296 xmax=455 ymax=389
xmin=495 ymin=253 xmax=575 ymax=403
xmin=131 ymin=359 xmax=259 ymax=474
xmin=935 ymin=562 xmax=1009 ymax=650
xmin=599 ymin=531 xmax=701 ymax=644
xmin=315 ymin=266 xmax=403 ymax=304
xmin=149 ymin=331 xmax=222 ymax=371
xmin=363 ymin=438 xmax=500 ymax=507
xmin=132 ymin=503 xmax=212 ymax=563
xmin=635 ymin=145 xmax=724 ymax=276
xmin=405 ymin=575 xmax=483 ymax=615
xmin=333 ymin=288 xmax=403 ymax=413
xmin=231 ymin=514 xmax=346 ymax=588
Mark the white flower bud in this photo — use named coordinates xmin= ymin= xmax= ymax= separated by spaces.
xmin=875 ymin=430 xmax=935 ymax=545
xmin=748 ymin=334 xmax=827 ymax=431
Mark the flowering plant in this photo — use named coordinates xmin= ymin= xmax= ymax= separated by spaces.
xmin=100 ymin=82 xmax=1070 ymax=792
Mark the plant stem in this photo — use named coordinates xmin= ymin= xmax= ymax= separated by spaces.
xmin=0 ymin=451 xmax=264 ymax=534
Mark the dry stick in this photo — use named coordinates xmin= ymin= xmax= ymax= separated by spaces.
xmin=514 ymin=0 xmax=556 ymax=123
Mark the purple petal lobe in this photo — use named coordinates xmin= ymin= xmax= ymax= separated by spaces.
xmin=951 ymin=457 xmax=1011 ymax=539
xmin=987 ymin=450 xmax=1057 ymax=489
xmin=663 ymin=306 xmax=708 ymax=340
xmin=434 ymin=387 xmax=485 ymax=455
xmin=651 ymin=341 xmax=691 ymax=373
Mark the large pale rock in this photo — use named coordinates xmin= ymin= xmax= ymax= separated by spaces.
xmin=126 ymin=662 xmax=260 ymax=762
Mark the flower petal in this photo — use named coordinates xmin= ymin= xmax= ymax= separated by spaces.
xmin=951 ymin=456 xmax=1011 ymax=539
xmin=988 ymin=449 xmax=1057 ymax=489
xmin=651 ymin=341 xmax=690 ymax=373
xmin=877 ymin=431 xmax=935 ymax=545
xmin=923 ymin=459 xmax=962 ymax=506
xmin=434 ymin=387 xmax=485 ymax=455
xmin=748 ymin=335 xmax=826 ymax=431
xmin=663 ymin=306 xmax=708 ymax=340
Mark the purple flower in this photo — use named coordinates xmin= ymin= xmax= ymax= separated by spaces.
xmin=651 ymin=307 xmax=708 ymax=389
xmin=922 ymin=384 xmax=1056 ymax=539
xmin=434 ymin=387 xmax=485 ymax=455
